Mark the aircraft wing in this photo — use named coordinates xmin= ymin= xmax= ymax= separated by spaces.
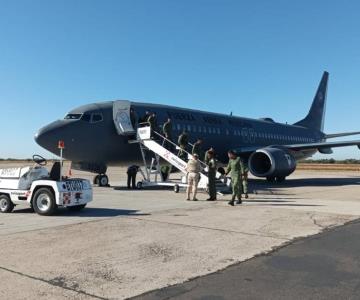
xmin=284 ymin=140 xmax=360 ymax=151
xmin=234 ymin=140 xmax=360 ymax=155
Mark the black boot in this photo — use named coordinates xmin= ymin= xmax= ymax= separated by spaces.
xmin=228 ymin=195 xmax=235 ymax=206
xmin=236 ymin=197 xmax=242 ymax=205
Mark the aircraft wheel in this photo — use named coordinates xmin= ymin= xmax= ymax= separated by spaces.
xmin=0 ymin=194 xmax=14 ymax=213
xmin=136 ymin=182 xmax=143 ymax=189
xmin=174 ymin=184 xmax=180 ymax=193
xmin=93 ymin=175 xmax=100 ymax=185
xmin=98 ymin=175 xmax=109 ymax=187
xmin=32 ymin=188 xmax=57 ymax=216
xmin=276 ymin=176 xmax=286 ymax=183
xmin=266 ymin=176 xmax=275 ymax=183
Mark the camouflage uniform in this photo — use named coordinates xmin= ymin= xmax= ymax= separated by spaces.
xmin=192 ymin=142 xmax=203 ymax=159
xmin=207 ymin=157 xmax=217 ymax=200
xmin=162 ymin=121 xmax=172 ymax=141
xmin=226 ymin=157 xmax=244 ymax=201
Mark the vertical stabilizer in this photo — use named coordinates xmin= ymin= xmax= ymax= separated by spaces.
xmin=294 ymin=71 xmax=329 ymax=132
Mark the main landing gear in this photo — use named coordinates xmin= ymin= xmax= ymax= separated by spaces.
xmin=94 ymin=174 xmax=110 ymax=187
xmin=266 ymin=176 xmax=286 ymax=183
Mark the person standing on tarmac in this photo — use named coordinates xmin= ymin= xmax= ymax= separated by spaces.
xmin=127 ymin=165 xmax=139 ymax=189
xmin=178 ymin=130 xmax=189 ymax=161
xmin=206 ymin=149 xmax=217 ymax=201
xmin=186 ymin=153 xmax=201 ymax=201
xmin=241 ymin=158 xmax=249 ymax=199
xmin=225 ymin=150 xmax=244 ymax=206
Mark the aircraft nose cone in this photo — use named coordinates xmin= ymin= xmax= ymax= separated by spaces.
xmin=35 ymin=120 xmax=66 ymax=153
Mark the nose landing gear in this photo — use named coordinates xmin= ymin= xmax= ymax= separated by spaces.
xmin=94 ymin=174 xmax=110 ymax=187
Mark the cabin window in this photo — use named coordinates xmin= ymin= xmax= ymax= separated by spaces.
xmin=187 ymin=125 xmax=191 ymax=132
xmin=65 ymin=113 xmax=82 ymax=120
xmin=198 ymin=126 xmax=202 ymax=133
xmin=91 ymin=113 xmax=103 ymax=123
xmin=193 ymin=125 xmax=197 ymax=132
xmin=177 ymin=124 xmax=181 ymax=131
xmin=203 ymin=127 xmax=207 ymax=133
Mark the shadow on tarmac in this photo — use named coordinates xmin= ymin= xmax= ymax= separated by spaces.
xmin=13 ymin=207 xmax=150 ymax=217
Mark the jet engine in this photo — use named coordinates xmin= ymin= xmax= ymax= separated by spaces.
xmin=248 ymin=148 xmax=296 ymax=181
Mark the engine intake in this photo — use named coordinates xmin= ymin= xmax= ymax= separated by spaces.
xmin=249 ymin=148 xmax=296 ymax=178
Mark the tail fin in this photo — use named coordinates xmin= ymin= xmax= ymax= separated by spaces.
xmin=294 ymin=71 xmax=329 ymax=132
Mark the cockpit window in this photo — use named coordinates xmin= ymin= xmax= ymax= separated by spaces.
xmin=64 ymin=114 xmax=82 ymax=120
xmin=81 ymin=114 xmax=91 ymax=122
xmin=91 ymin=113 xmax=103 ymax=123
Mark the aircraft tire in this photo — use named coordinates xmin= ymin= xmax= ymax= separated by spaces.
xmin=93 ymin=175 xmax=100 ymax=185
xmin=32 ymin=188 xmax=57 ymax=216
xmin=266 ymin=176 xmax=275 ymax=183
xmin=275 ymin=176 xmax=286 ymax=183
xmin=136 ymin=181 xmax=143 ymax=189
xmin=0 ymin=194 xmax=14 ymax=213
xmin=98 ymin=175 xmax=109 ymax=187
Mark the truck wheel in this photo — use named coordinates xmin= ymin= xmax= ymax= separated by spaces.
xmin=0 ymin=195 xmax=14 ymax=213
xmin=174 ymin=184 xmax=180 ymax=193
xmin=98 ymin=175 xmax=109 ymax=187
xmin=67 ymin=204 xmax=87 ymax=211
xmin=32 ymin=188 xmax=57 ymax=216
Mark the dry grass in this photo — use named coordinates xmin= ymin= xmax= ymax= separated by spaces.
xmin=298 ymin=163 xmax=360 ymax=171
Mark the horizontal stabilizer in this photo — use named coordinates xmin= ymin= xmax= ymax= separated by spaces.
xmin=325 ymin=131 xmax=360 ymax=139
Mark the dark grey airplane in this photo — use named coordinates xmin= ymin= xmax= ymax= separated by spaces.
xmin=35 ymin=71 xmax=360 ymax=186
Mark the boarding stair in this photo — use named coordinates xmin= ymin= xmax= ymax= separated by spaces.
xmin=133 ymin=124 xmax=230 ymax=193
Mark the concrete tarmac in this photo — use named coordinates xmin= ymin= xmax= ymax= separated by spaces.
xmin=1 ymin=163 xmax=360 ymax=299
xmin=135 ymin=220 xmax=360 ymax=300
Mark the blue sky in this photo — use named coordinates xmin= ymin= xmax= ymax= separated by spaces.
xmin=0 ymin=0 xmax=360 ymax=159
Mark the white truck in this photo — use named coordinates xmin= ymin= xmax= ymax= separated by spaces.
xmin=0 ymin=155 xmax=92 ymax=216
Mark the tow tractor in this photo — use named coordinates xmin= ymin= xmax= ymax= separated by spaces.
xmin=0 ymin=155 xmax=92 ymax=216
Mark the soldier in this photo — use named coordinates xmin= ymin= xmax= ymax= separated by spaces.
xmin=204 ymin=147 xmax=214 ymax=165
xmin=178 ymin=130 xmax=189 ymax=161
xmin=225 ymin=150 xmax=244 ymax=206
xmin=162 ymin=118 xmax=172 ymax=141
xmin=140 ymin=110 xmax=150 ymax=124
xmin=242 ymin=158 xmax=249 ymax=199
xmin=147 ymin=112 xmax=157 ymax=131
xmin=192 ymin=138 xmax=203 ymax=159
xmin=185 ymin=153 xmax=201 ymax=201
xmin=127 ymin=165 xmax=139 ymax=189
xmin=206 ymin=149 xmax=217 ymax=201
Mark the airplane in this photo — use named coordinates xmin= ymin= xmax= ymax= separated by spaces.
xmin=35 ymin=71 xmax=360 ymax=186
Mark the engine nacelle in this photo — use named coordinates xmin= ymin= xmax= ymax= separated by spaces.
xmin=249 ymin=148 xmax=296 ymax=178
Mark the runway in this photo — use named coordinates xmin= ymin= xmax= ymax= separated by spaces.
xmin=1 ymin=163 xmax=360 ymax=299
